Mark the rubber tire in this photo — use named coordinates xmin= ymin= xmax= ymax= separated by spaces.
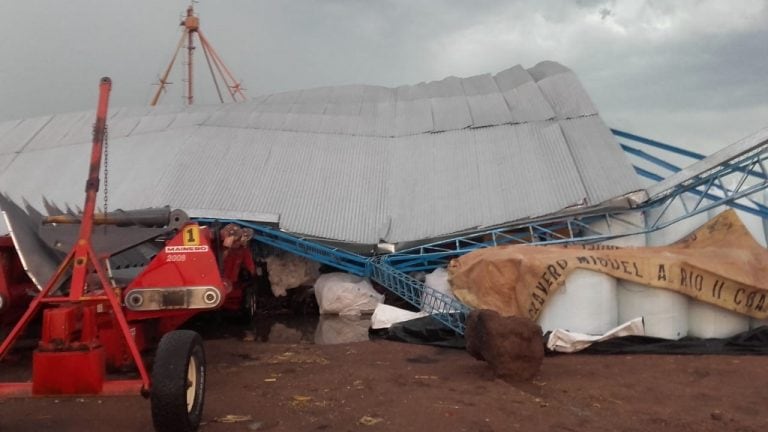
xmin=150 ymin=330 xmax=206 ymax=432
xmin=240 ymin=284 xmax=258 ymax=324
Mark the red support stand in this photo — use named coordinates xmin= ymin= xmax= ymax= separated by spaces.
xmin=0 ymin=78 xmax=151 ymax=397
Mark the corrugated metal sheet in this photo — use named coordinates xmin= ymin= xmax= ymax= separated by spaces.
xmin=25 ymin=111 xmax=88 ymax=151
xmin=494 ymin=66 xmax=555 ymax=123
xmin=529 ymin=61 xmax=597 ymax=119
xmin=462 ymin=74 xmax=513 ymax=127
xmin=395 ymin=84 xmax=433 ymax=136
xmin=0 ymin=116 xmax=52 ymax=155
xmin=0 ymin=61 xmax=642 ymax=246
xmin=558 ymin=116 xmax=640 ymax=204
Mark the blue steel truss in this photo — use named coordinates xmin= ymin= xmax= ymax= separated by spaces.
xmin=386 ymin=129 xmax=768 ymax=273
xmin=615 ymin=128 xmax=768 ymax=220
xmin=196 ymin=128 xmax=768 ymax=336
xmin=194 ymin=218 xmax=370 ymax=276
xmin=368 ymin=258 xmax=470 ymax=333
xmin=195 ymin=218 xmax=469 ymax=333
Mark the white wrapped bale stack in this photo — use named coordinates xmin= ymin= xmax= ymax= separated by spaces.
xmin=750 ymin=190 xmax=768 ymax=329
xmin=640 ymin=196 xmax=708 ymax=339
xmin=598 ymin=212 xmax=689 ymax=339
xmin=537 ymin=217 xmax=625 ymax=335
xmin=686 ymin=194 xmax=764 ymax=338
xmin=536 ymin=269 xmax=618 ymax=334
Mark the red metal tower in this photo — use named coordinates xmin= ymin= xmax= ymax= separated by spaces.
xmin=150 ymin=4 xmax=246 ymax=106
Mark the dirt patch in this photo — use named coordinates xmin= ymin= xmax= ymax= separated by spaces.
xmin=1 ymin=336 xmax=768 ymax=431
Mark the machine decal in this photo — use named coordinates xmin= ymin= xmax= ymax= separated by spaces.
xmin=183 ymin=225 xmax=200 ymax=246
xmin=164 ymin=245 xmax=209 ymax=253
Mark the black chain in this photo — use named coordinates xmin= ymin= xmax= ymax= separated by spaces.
xmin=103 ymin=125 xmax=109 ymax=230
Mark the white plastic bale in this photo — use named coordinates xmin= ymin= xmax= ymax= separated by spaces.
xmin=537 ymin=269 xmax=618 ymax=335
xmin=602 ymin=212 xmax=688 ymax=339
xmin=619 ymin=281 xmax=690 ymax=339
xmin=266 ymin=253 xmax=321 ymax=297
xmin=688 ymin=301 xmax=750 ymax=338
xmin=591 ymin=215 xmax=684 ymax=336
xmin=753 ymin=189 xmax=768 ymax=329
xmin=537 ymin=216 xmax=629 ymax=335
xmin=684 ymin=199 xmax=758 ymax=337
xmin=631 ymin=195 xmax=709 ymax=339
xmin=314 ymin=272 xmax=384 ymax=316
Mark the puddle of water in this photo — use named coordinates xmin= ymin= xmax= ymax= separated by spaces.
xmin=314 ymin=315 xmax=371 ymax=345
xmin=247 ymin=314 xmax=372 ymax=345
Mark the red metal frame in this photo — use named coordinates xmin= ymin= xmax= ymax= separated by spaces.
xmin=124 ymin=224 xmax=224 ymax=323
xmin=0 ymin=78 xmax=152 ymax=397
xmin=0 ymin=236 xmax=34 ymax=328
xmin=0 ymin=76 xmax=241 ymax=400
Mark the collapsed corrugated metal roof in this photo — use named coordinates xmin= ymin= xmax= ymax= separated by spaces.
xmin=0 ymin=61 xmax=641 ymax=246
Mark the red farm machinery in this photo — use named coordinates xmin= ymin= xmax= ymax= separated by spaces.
xmin=0 ymin=78 xmax=256 ymax=432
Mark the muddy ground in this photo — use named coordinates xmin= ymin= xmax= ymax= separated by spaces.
xmin=1 ymin=316 xmax=768 ymax=432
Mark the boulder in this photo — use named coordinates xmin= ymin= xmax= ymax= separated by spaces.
xmin=465 ymin=309 xmax=544 ymax=381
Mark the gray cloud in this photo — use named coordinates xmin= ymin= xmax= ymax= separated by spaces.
xmin=0 ymin=0 xmax=766 ymax=154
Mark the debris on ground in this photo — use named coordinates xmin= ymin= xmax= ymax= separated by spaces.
xmin=358 ymin=415 xmax=383 ymax=426
xmin=214 ymin=414 xmax=253 ymax=423
xmin=465 ymin=309 xmax=544 ymax=381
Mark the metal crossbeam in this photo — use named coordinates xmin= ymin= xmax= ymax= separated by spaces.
xmin=368 ymin=258 xmax=469 ymax=334
xmin=612 ymin=129 xmax=706 ymax=159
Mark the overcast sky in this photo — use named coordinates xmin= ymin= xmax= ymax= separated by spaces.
xmin=0 ymin=0 xmax=766 ymax=154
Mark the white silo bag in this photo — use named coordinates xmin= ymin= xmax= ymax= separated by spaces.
xmin=630 ymin=195 xmax=708 ymax=339
xmin=537 ymin=268 xmax=618 ymax=335
xmin=688 ymin=301 xmax=750 ymax=338
xmin=536 ymin=215 xmax=631 ymax=335
xmin=684 ymin=197 xmax=760 ymax=337
xmin=619 ymin=281 xmax=689 ymax=339
xmin=591 ymin=213 xmax=688 ymax=339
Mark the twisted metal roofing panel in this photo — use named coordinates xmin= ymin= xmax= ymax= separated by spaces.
xmin=0 ymin=61 xmax=641 ymax=246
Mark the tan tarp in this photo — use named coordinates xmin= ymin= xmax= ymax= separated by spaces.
xmin=448 ymin=210 xmax=768 ymax=320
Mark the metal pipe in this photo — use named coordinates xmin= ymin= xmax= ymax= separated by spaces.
xmin=69 ymin=77 xmax=112 ymax=299
xmin=43 ymin=207 xmax=172 ymax=227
